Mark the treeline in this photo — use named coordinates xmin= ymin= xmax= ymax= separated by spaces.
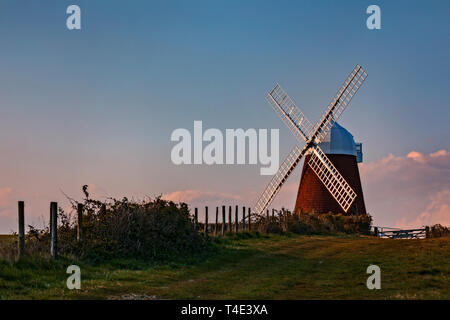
xmin=427 ymin=224 xmax=450 ymax=238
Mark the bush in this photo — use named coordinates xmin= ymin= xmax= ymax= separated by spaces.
xmin=13 ymin=195 xmax=210 ymax=262
xmin=427 ymin=224 xmax=450 ymax=238
xmin=253 ymin=209 xmax=372 ymax=235
xmin=289 ymin=211 xmax=372 ymax=235
xmin=255 ymin=216 xmax=284 ymax=234
xmin=0 ymin=236 xmax=17 ymax=261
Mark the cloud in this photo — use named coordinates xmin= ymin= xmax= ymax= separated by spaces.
xmin=163 ymin=181 xmax=299 ymax=208
xmin=162 ymin=190 xmax=246 ymax=221
xmin=162 ymin=190 xmax=242 ymax=206
xmin=359 ymin=149 xmax=450 ymax=228
xmin=396 ymin=190 xmax=450 ymax=228
xmin=161 ymin=179 xmax=300 ymax=221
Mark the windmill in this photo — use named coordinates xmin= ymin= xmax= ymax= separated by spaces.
xmin=253 ymin=65 xmax=368 ymax=216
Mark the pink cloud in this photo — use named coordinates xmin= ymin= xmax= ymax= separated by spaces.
xmin=161 ymin=181 xmax=300 ymax=221
xmin=396 ymin=190 xmax=450 ymax=228
xmin=162 ymin=182 xmax=299 ymax=213
xmin=359 ymin=149 xmax=450 ymax=228
xmin=162 ymin=190 xmax=245 ymax=221
xmin=162 ymin=190 xmax=242 ymax=206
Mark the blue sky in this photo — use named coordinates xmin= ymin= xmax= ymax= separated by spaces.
xmin=0 ymin=0 xmax=449 ymax=232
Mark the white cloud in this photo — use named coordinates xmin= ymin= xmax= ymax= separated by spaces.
xmin=359 ymin=149 xmax=450 ymax=228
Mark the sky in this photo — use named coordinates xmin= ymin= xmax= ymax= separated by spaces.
xmin=0 ymin=0 xmax=449 ymax=233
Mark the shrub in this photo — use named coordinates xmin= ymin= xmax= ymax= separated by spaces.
xmin=10 ymin=195 xmax=210 ymax=262
xmin=253 ymin=209 xmax=372 ymax=235
xmin=427 ymin=224 xmax=450 ymax=238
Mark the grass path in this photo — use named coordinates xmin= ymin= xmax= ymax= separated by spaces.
xmin=0 ymin=234 xmax=449 ymax=299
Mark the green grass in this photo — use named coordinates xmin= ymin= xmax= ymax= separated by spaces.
xmin=0 ymin=233 xmax=449 ymax=299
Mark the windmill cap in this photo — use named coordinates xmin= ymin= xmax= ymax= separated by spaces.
xmin=317 ymin=122 xmax=358 ymax=156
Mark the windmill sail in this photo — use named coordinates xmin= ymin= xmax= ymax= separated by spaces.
xmin=266 ymin=84 xmax=314 ymax=143
xmin=312 ymin=65 xmax=367 ymax=143
xmin=253 ymin=145 xmax=308 ymax=215
xmin=308 ymin=145 xmax=357 ymax=212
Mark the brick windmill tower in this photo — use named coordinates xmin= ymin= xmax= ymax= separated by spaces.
xmin=294 ymin=122 xmax=366 ymax=215
xmin=253 ymin=65 xmax=368 ymax=216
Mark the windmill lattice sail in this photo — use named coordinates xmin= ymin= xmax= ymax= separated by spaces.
xmin=266 ymin=84 xmax=314 ymax=142
xmin=308 ymin=145 xmax=357 ymax=212
xmin=312 ymin=65 xmax=368 ymax=143
xmin=253 ymin=145 xmax=307 ymax=215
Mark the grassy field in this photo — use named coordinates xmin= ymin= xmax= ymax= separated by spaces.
xmin=0 ymin=233 xmax=449 ymax=299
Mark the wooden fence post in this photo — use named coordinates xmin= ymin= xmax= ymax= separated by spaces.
xmin=284 ymin=210 xmax=288 ymax=230
xmin=242 ymin=206 xmax=246 ymax=232
xmin=266 ymin=209 xmax=269 ymax=219
xmin=228 ymin=206 xmax=232 ymax=233
xmin=50 ymin=202 xmax=58 ymax=258
xmin=18 ymin=201 xmax=25 ymax=258
xmin=215 ymin=207 xmax=218 ymax=236
xmin=272 ymin=209 xmax=275 ymax=219
xmin=221 ymin=206 xmax=226 ymax=235
xmin=194 ymin=208 xmax=198 ymax=231
xmin=77 ymin=203 xmax=83 ymax=242
xmin=248 ymin=207 xmax=251 ymax=232
xmin=235 ymin=205 xmax=239 ymax=233
xmin=279 ymin=210 xmax=283 ymax=227
xmin=204 ymin=206 xmax=209 ymax=234
xmin=374 ymin=227 xmax=379 ymax=237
